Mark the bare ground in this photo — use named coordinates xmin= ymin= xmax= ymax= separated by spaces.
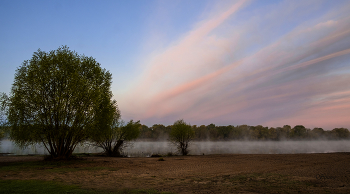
xmin=1 ymin=153 xmax=350 ymax=193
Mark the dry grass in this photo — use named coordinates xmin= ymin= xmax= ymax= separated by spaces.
xmin=1 ymin=153 xmax=350 ymax=193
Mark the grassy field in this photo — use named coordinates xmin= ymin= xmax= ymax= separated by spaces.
xmin=1 ymin=153 xmax=350 ymax=193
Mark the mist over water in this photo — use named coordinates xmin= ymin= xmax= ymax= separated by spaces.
xmin=124 ymin=141 xmax=350 ymax=156
xmin=2 ymin=140 xmax=350 ymax=156
xmin=0 ymin=140 xmax=103 ymax=155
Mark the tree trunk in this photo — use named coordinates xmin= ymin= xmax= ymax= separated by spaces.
xmin=105 ymin=140 xmax=124 ymax=157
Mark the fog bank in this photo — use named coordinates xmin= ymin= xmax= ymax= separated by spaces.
xmin=0 ymin=140 xmax=103 ymax=155
xmin=124 ymin=141 xmax=350 ymax=157
xmin=1 ymin=140 xmax=350 ymax=156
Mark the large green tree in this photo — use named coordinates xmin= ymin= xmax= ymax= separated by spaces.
xmin=169 ymin=119 xmax=194 ymax=156
xmin=7 ymin=46 xmax=114 ymax=159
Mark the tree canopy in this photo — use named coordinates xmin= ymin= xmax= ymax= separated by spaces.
xmin=7 ymin=46 xmax=114 ymax=159
xmin=138 ymin=123 xmax=349 ymax=141
xmin=91 ymin=102 xmax=141 ymax=157
xmin=0 ymin=93 xmax=8 ymax=141
xmin=169 ymin=119 xmax=194 ymax=156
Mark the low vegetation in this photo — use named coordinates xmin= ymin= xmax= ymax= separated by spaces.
xmin=0 ymin=180 xmax=167 ymax=194
xmin=0 ymin=180 xmax=94 ymax=194
xmin=1 ymin=153 xmax=349 ymax=193
xmin=169 ymin=119 xmax=194 ymax=156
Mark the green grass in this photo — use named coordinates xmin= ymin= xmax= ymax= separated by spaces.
xmin=0 ymin=180 xmax=173 ymax=194
xmin=0 ymin=160 xmax=92 ymax=171
xmin=0 ymin=180 xmax=94 ymax=194
xmin=0 ymin=159 xmax=122 ymax=174
xmin=0 ymin=160 xmax=170 ymax=193
xmin=0 ymin=161 xmax=54 ymax=171
xmin=46 ymin=166 xmax=119 ymax=173
xmin=116 ymin=189 xmax=173 ymax=194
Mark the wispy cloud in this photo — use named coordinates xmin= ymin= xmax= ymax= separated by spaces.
xmin=119 ymin=0 xmax=350 ymax=129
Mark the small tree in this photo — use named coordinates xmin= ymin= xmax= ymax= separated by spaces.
xmin=7 ymin=46 xmax=114 ymax=160
xmin=169 ymin=119 xmax=194 ymax=156
xmin=91 ymin=104 xmax=141 ymax=157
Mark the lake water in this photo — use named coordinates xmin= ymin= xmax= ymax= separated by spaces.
xmin=1 ymin=139 xmax=350 ymax=157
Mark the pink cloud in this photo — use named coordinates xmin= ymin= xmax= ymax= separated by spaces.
xmin=120 ymin=0 xmax=248 ymax=118
xmin=264 ymin=96 xmax=350 ymax=130
xmin=119 ymin=1 xmax=350 ymax=128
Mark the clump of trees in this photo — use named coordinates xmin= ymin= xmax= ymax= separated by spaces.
xmin=138 ymin=124 xmax=171 ymax=140
xmin=139 ymin=123 xmax=350 ymax=141
xmin=1 ymin=46 xmax=140 ymax=159
xmin=169 ymin=119 xmax=194 ymax=155
xmin=90 ymin=102 xmax=141 ymax=157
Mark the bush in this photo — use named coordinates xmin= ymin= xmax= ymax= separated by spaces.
xmin=169 ymin=119 xmax=194 ymax=156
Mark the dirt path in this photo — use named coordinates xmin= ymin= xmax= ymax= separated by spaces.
xmin=1 ymin=153 xmax=350 ymax=193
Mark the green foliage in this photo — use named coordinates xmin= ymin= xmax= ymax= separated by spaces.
xmin=268 ymin=127 xmax=278 ymax=140
xmin=7 ymin=46 xmax=114 ymax=159
xmin=249 ymin=125 xmax=269 ymax=140
xmin=138 ymin=124 xmax=172 ymax=140
xmin=138 ymin=125 xmax=152 ymax=139
xmin=233 ymin=125 xmax=249 ymax=139
xmin=0 ymin=128 xmax=4 ymax=140
xmin=193 ymin=125 xmax=208 ymax=140
xmin=91 ymin=108 xmax=141 ymax=157
xmin=0 ymin=127 xmax=4 ymax=141
xmin=290 ymin=125 xmax=308 ymax=139
xmin=139 ymin=122 xmax=349 ymax=141
xmin=331 ymin=128 xmax=350 ymax=139
xmin=169 ymin=119 xmax=194 ymax=155
xmin=310 ymin=128 xmax=325 ymax=139
xmin=151 ymin=124 xmax=170 ymax=140
xmin=121 ymin=120 xmax=142 ymax=140
xmin=0 ymin=92 xmax=9 ymax=140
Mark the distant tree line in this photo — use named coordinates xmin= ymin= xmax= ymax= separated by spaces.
xmin=1 ymin=46 xmax=349 ymax=159
xmin=138 ymin=124 xmax=350 ymax=141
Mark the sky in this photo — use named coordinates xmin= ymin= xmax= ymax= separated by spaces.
xmin=0 ymin=0 xmax=350 ymax=130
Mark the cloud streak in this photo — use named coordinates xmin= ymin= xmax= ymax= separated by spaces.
xmin=119 ymin=0 xmax=350 ymax=130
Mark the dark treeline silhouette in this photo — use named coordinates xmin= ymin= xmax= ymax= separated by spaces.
xmin=138 ymin=124 xmax=350 ymax=141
